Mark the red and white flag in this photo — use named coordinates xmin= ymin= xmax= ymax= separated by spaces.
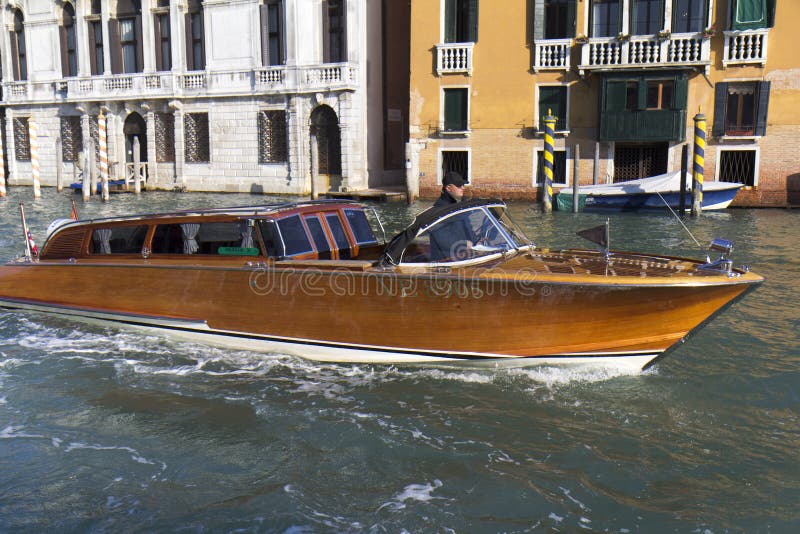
xmin=27 ymin=230 xmax=38 ymax=257
xmin=70 ymin=199 xmax=79 ymax=220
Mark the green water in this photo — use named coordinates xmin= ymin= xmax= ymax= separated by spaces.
xmin=1 ymin=188 xmax=798 ymax=531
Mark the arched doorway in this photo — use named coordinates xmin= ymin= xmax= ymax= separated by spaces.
xmin=310 ymin=105 xmax=341 ymax=190
xmin=123 ymin=112 xmax=147 ymax=163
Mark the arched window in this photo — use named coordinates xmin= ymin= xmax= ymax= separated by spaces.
xmin=60 ymin=3 xmax=78 ymax=77
xmin=11 ymin=9 xmax=27 ymax=81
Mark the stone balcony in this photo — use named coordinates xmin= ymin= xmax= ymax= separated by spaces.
xmin=578 ymin=33 xmax=711 ymax=75
xmin=532 ymin=38 xmax=572 ymax=71
xmin=435 ymin=42 xmax=474 ymax=76
xmin=723 ymin=29 xmax=769 ymax=68
xmin=1 ymin=62 xmax=359 ymax=104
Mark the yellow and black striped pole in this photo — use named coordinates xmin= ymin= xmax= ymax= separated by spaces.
xmin=691 ymin=111 xmax=706 ymax=217
xmin=542 ymin=110 xmax=556 ymax=213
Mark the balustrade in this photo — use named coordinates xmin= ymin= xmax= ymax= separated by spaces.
xmin=723 ymin=29 xmax=769 ymax=67
xmin=533 ymin=39 xmax=571 ymax=71
xmin=579 ymin=33 xmax=709 ymax=74
xmin=436 ymin=43 xmax=474 ymax=75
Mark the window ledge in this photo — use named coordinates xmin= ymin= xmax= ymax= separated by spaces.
xmin=534 ymin=129 xmax=571 ymax=137
xmin=439 ymin=130 xmax=471 ymax=137
xmin=720 ymin=135 xmax=762 ymax=141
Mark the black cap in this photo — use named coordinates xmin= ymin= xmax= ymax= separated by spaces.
xmin=442 ymin=171 xmax=466 ymax=187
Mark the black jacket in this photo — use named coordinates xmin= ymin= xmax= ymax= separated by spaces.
xmin=433 ymin=190 xmax=459 ymax=208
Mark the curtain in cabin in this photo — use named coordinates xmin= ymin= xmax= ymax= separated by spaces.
xmin=240 ymin=222 xmax=254 ymax=249
xmin=93 ymin=229 xmax=112 ymax=254
xmin=181 ymin=223 xmax=200 ymax=254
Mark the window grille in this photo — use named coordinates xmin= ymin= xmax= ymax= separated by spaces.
xmin=719 ymin=150 xmax=756 ymax=186
xmin=258 ymin=110 xmax=287 ymax=164
xmin=60 ymin=117 xmax=83 ymax=162
xmin=155 ymin=113 xmax=175 ymax=162
xmin=13 ymin=118 xmax=30 ymax=161
xmin=185 ymin=113 xmax=210 ymax=163
xmin=442 ymin=150 xmax=469 ymax=183
xmin=89 ymin=116 xmax=100 ymax=163
xmin=613 ymin=143 xmax=668 ymax=182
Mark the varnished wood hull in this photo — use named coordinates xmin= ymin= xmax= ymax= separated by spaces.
xmin=0 ymin=257 xmax=762 ymax=370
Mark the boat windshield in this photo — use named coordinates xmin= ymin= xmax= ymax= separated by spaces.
xmin=401 ymin=206 xmax=524 ymax=264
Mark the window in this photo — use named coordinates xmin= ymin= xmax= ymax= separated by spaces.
xmin=443 ymin=88 xmax=468 ymax=132
xmin=276 ymin=215 xmax=313 ymax=256
xmin=258 ymin=110 xmax=287 ymax=164
xmin=304 ymin=215 xmax=332 ymax=258
xmin=186 ymin=1 xmax=205 ymax=71
xmin=441 ymin=150 xmax=469 ymax=183
xmin=14 ymin=118 xmax=31 ymax=161
xmin=155 ymin=113 xmax=175 ymax=162
xmin=646 ymin=80 xmax=673 ymax=109
xmin=731 ymin=0 xmax=771 ymax=30
xmin=718 ymin=149 xmax=757 ymax=186
xmin=344 ymin=210 xmax=378 ymax=245
xmin=120 ymin=18 xmax=138 ymax=73
xmin=11 ymin=9 xmax=27 ymax=81
xmin=325 ymin=213 xmax=352 ymax=259
xmin=154 ymin=13 xmax=171 ymax=71
xmin=151 ymin=222 xmax=255 ymax=255
xmin=672 ymin=0 xmax=707 ymax=33
xmin=713 ymin=81 xmax=770 ymax=137
xmin=613 ymin=143 xmax=668 ymax=181
xmin=444 ymin=0 xmax=479 ymax=43
xmin=185 ymin=113 xmax=210 ymax=163
xmin=625 ymin=81 xmax=639 ymax=110
xmin=61 ymin=117 xmax=83 ymax=162
xmin=261 ymin=0 xmax=284 ymax=66
xmin=535 ymin=149 xmax=568 ymax=185
xmin=89 ymin=20 xmax=104 ymax=75
xmin=591 ymin=0 xmax=621 ymax=37
xmin=91 ymin=226 xmax=148 ymax=254
xmin=538 ymin=85 xmax=568 ymax=131
xmin=537 ymin=0 xmax=576 ymax=40
xmin=323 ymin=0 xmax=346 ymax=63
xmin=631 ymin=0 xmax=663 ymax=35
xmin=60 ymin=4 xmax=78 ymax=77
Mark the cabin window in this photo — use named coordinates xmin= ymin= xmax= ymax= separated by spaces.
xmin=344 ymin=209 xmax=378 ymax=245
xmin=151 ymin=222 xmax=257 ymax=255
xmin=304 ymin=215 xmax=332 ymax=259
xmin=276 ymin=215 xmax=313 ymax=256
xmin=325 ymin=213 xmax=351 ymax=259
xmin=91 ymin=225 xmax=148 ymax=254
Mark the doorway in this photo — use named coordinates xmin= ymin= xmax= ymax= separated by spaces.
xmin=310 ymin=105 xmax=342 ymax=191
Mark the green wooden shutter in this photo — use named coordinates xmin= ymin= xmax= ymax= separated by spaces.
xmin=539 ymin=86 xmax=566 ymax=130
xmin=755 ymin=81 xmax=770 ymax=136
xmin=467 ymin=0 xmax=479 ymax=42
xmin=444 ymin=0 xmax=456 ymax=43
xmin=533 ymin=0 xmax=544 ymax=41
xmin=567 ymin=0 xmax=577 ymax=38
xmin=444 ymin=89 xmax=467 ymax=131
xmin=673 ymin=76 xmax=688 ymax=110
xmin=712 ymin=82 xmax=728 ymax=137
xmin=732 ymin=0 xmax=768 ymax=30
xmin=605 ymin=80 xmax=627 ymax=112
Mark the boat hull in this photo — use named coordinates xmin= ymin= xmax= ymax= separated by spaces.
xmin=0 ymin=259 xmax=761 ymax=370
xmin=557 ymin=187 xmax=741 ymax=212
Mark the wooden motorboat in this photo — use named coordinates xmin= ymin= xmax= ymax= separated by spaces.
xmin=556 ymin=171 xmax=743 ymax=212
xmin=0 ymin=199 xmax=762 ymax=370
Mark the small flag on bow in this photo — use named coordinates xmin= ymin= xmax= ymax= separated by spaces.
xmin=27 ymin=230 xmax=39 ymax=257
xmin=70 ymin=199 xmax=79 ymax=220
xmin=576 ymin=219 xmax=610 ymax=251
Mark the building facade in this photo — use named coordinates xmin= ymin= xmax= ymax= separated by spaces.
xmin=408 ymin=0 xmax=796 ymax=207
xmin=0 ymin=0 xmax=408 ymax=194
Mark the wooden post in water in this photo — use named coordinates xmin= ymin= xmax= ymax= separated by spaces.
xmin=98 ymin=111 xmax=109 ymax=201
xmin=82 ymin=148 xmax=91 ymax=202
xmin=310 ymin=133 xmax=319 ymax=200
xmin=593 ymin=141 xmax=599 ymax=185
xmin=89 ymin=138 xmax=97 ymax=197
xmin=56 ymin=136 xmax=64 ymax=192
xmin=691 ymin=111 xmax=706 ymax=217
xmin=133 ymin=136 xmax=142 ymax=194
xmin=572 ymin=143 xmax=580 ymax=213
xmin=541 ymin=110 xmax=556 ymax=213
xmin=679 ymin=144 xmax=688 ymax=215
xmin=0 ymin=125 xmax=6 ymax=198
xmin=29 ymin=118 xmax=41 ymax=199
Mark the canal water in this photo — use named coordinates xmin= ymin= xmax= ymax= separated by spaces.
xmin=0 ymin=188 xmax=797 ymax=532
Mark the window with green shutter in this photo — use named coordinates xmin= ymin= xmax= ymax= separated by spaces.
xmin=443 ymin=88 xmax=469 ymax=132
xmin=533 ymin=0 xmax=576 ymax=40
xmin=538 ymin=85 xmax=567 ymax=131
xmin=444 ymin=0 xmax=479 ymax=43
xmin=731 ymin=0 xmax=768 ymax=30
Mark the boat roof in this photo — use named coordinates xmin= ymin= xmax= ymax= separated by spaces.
xmin=382 ymin=198 xmax=506 ymax=265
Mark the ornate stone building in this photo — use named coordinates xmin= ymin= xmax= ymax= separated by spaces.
xmin=0 ymin=0 xmax=409 ymax=194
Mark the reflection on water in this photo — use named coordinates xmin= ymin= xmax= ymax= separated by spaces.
xmin=1 ymin=187 xmax=799 ymax=531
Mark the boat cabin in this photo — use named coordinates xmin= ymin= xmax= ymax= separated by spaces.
xmin=39 ymin=202 xmax=385 ymax=262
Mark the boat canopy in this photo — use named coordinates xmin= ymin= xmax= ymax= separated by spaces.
xmin=381 ymin=199 xmax=532 ymax=265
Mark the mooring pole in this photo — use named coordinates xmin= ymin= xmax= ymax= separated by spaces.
xmin=679 ymin=143 xmax=688 ymax=215
xmin=0 ymin=124 xmax=6 ymax=198
xmin=572 ymin=143 xmax=580 ymax=213
xmin=691 ymin=112 xmax=706 ymax=217
xmin=133 ymin=136 xmax=142 ymax=194
xmin=593 ymin=141 xmax=599 ymax=185
xmin=82 ymin=148 xmax=91 ymax=202
xmin=89 ymin=139 xmax=97 ymax=197
xmin=99 ymin=111 xmax=109 ymax=201
xmin=29 ymin=118 xmax=41 ymax=199
xmin=310 ymin=133 xmax=319 ymax=200
xmin=56 ymin=136 xmax=64 ymax=192
xmin=542 ymin=110 xmax=556 ymax=213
